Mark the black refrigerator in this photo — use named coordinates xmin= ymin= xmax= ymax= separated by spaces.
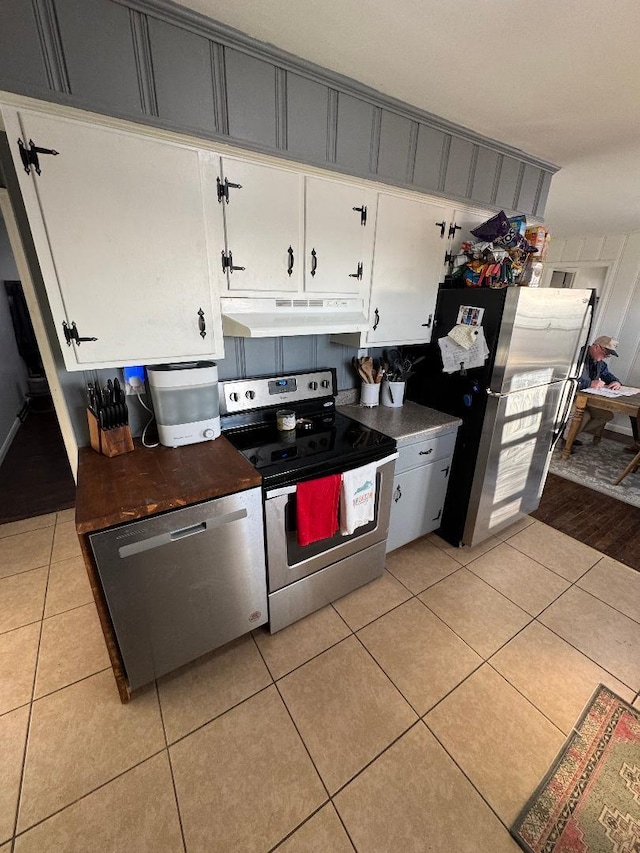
xmin=407 ymin=286 xmax=595 ymax=547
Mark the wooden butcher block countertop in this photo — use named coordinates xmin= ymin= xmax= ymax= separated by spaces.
xmin=75 ymin=435 xmax=261 ymax=535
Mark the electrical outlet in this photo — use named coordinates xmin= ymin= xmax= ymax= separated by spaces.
xmin=123 ymin=365 xmax=146 ymax=395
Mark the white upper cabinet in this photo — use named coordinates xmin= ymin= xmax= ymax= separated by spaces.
xmin=304 ymin=177 xmax=375 ymax=295
xmin=2 ymin=107 xmax=224 ymax=370
xmin=213 ymin=156 xmax=303 ymax=293
xmin=364 ymin=194 xmax=450 ymax=346
xmin=447 ymin=208 xmax=492 ymax=256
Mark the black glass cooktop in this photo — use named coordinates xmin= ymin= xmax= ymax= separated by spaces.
xmin=224 ymin=410 xmax=396 ymax=488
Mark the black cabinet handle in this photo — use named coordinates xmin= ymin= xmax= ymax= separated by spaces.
xmin=432 ymin=508 xmax=442 ymax=522
xmin=348 ymin=262 xmax=363 ymax=280
xmin=352 ymin=205 xmax=367 ymax=226
xmin=421 ymin=314 xmax=433 ymax=328
xmin=197 ymin=308 xmax=206 ymax=339
xmin=435 ymin=221 xmax=446 ymax=238
xmin=419 ymin=448 xmax=433 ymax=455
xmin=287 ymin=246 xmax=294 ymax=277
xmin=448 ymin=223 xmax=462 ymax=238
xmin=394 ymin=485 xmax=402 ymax=503
xmin=373 ymin=308 xmax=380 ymax=330
xmin=310 ymin=248 xmax=318 ymax=277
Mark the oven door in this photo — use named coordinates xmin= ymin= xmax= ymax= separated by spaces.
xmin=264 ymin=455 xmax=397 ymax=593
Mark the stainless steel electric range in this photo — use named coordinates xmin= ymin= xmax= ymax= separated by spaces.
xmin=220 ymin=369 xmax=398 ymax=632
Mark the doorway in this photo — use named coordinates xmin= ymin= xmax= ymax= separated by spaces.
xmin=0 ymin=210 xmax=75 ymax=525
xmin=545 ymin=264 xmax=609 ymax=329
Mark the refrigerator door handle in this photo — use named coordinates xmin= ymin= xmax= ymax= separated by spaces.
xmin=551 ymin=377 xmax=579 ymax=448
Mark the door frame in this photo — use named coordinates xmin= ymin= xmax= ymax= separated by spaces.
xmin=0 ymin=188 xmax=78 ymax=480
xmin=540 ymin=260 xmax=613 ymax=335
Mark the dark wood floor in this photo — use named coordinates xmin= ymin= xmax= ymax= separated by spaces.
xmin=0 ymin=407 xmax=76 ymax=525
xmin=533 ymin=472 xmax=640 ymax=572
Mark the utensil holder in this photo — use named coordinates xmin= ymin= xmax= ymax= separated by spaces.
xmin=360 ymin=382 xmax=380 ymax=407
xmin=87 ymin=409 xmax=134 ymax=457
xmin=381 ymin=380 xmax=405 ymax=408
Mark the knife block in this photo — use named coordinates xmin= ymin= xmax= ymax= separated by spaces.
xmin=87 ymin=409 xmax=134 ymax=457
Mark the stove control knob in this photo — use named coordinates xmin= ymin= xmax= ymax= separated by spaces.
xmin=245 ymin=390 xmax=256 ymax=400
xmin=203 ymin=428 xmax=214 ymax=438
xmin=308 ymin=381 xmax=318 ymax=390
xmin=229 ymin=392 xmax=239 ymax=402
xmin=321 ymin=379 xmax=330 ymax=389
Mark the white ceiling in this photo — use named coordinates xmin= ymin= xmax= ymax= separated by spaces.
xmin=172 ymin=0 xmax=640 ymax=237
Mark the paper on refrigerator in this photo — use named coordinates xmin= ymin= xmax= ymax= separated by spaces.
xmin=438 ymin=328 xmax=489 ymax=373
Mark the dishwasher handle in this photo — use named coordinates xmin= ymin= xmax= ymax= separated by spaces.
xmin=118 ymin=508 xmax=248 ymax=559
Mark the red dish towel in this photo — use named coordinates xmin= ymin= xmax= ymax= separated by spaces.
xmin=296 ymin=474 xmax=341 ymax=546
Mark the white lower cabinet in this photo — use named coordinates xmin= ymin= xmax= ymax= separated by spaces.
xmin=386 ymin=430 xmax=457 ymax=553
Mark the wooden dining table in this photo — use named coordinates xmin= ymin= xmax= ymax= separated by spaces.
xmin=561 ymin=389 xmax=640 ymax=460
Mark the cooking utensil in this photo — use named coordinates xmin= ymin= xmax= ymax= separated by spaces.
xmin=360 ymin=357 xmax=374 ymax=384
xmin=352 ymin=356 xmax=371 ymax=384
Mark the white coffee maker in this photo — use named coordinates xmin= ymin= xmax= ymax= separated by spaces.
xmin=147 ymin=362 xmax=220 ymax=447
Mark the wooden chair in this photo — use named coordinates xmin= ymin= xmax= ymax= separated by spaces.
xmin=614 ymin=448 xmax=640 ymax=485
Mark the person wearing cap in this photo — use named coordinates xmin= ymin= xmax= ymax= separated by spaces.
xmin=562 ymin=336 xmax=621 ymax=449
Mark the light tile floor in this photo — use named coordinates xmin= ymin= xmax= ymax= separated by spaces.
xmin=1 ymin=511 xmax=640 ymax=851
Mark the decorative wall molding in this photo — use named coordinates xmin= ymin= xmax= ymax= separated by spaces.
xmin=1 ymin=0 xmax=557 ymax=219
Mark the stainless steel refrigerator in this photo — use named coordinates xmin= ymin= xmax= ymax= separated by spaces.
xmin=407 ymin=286 xmax=594 ymax=547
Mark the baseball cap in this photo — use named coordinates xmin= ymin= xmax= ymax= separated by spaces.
xmin=593 ymin=335 xmax=619 ymax=357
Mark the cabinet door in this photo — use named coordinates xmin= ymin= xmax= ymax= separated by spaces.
xmin=367 ymin=194 xmax=449 ymax=346
xmin=386 ymin=459 xmax=451 ymax=552
xmin=3 ymin=108 xmax=223 ymax=369
xmin=217 ymin=157 xmax=303 ymax=293
xmin=304 ymin=176 xmax=374 ymax=294
xmin=448 ymin=208 xmax=492 ymax=256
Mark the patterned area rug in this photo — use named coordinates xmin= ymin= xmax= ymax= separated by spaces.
xmin=512 ymin=685 xmax=640 ymax=853
xmin=549 ymin=438 xmax=640 ymax=509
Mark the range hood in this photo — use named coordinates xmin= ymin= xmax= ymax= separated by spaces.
xmin=220 ymin=297 xmax=369 ymax=338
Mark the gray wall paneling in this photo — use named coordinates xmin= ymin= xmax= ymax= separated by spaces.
xmin=283 ymin=336 xmax=316 ymax=374
xmin=534 ymin=171 xmax=553 ymax=218
xmin=55 ymin=0 xmax=143 ymax=113
xmin=377 ymin=111 xmax=413 ymax=183
xmin=471 ymin=146 xmax=500 ymax=205
xmin=148 ymin=17 xmax=216 ymax=132
xmin=285 ymin=73 xmax=331 ymax=165
xmin=212 ymin=335 xmax=360 ymax=390
xmin=443 ymin=136 xmax=474 ymax=200
xmin=0 ymin=0 xmax=557 ymax=217
xmin=225 ymin=48 xmax=277 ymax=148
xmin=0 ymin=2 xmax=50 ymax=92
xmin=516 ymin=163 xmax=542 ymax=216
xmin=494 ymin=155 xmax=522 ymax=211
xmin=335 ymin=93 xmax=376 ymax=175
xmin=413 ymin=124 xmax=446 ymax=193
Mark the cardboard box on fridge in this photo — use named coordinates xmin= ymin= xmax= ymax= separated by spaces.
xmin=525 ymin=226 xmax=549 ymax=259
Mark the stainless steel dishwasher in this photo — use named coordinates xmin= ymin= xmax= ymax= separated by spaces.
xmin=89 ymin=486 xmax=267 ymax=691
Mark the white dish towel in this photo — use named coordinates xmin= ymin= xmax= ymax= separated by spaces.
xmin=340 ymin=462 xmax=377 ymax=535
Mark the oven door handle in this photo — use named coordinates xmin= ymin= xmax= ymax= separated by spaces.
xmin=265 ymin=452 xmax=398 ymax=501
xmin=266 ymin=485 xmax=297 ymax=500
